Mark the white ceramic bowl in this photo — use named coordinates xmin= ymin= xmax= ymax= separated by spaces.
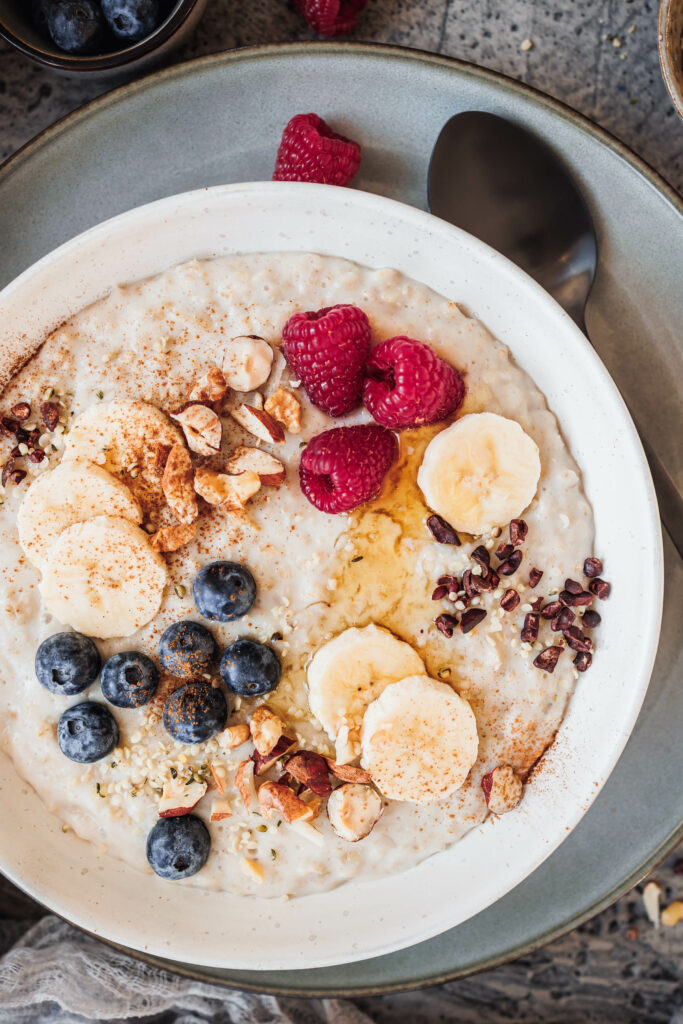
xmin=0 ymin=183 xmax=662 ymax=970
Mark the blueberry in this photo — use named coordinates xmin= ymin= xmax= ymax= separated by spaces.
xmin=163 ymin=682 xmax=228 ymax=744
xmin=47 ymin=0 xmax=106 ymax=55
xmin=35 ymin=632 xmax=101 ymax=696
xmin=101 ymin=0 xmax=162 ymax=42
xmin=158 ymin=620 xmax=216 ymax=679
xmin=193 ymin=562 xmax=256 ymax=622
xmin=146 ymin=814 xmax=210 ymax=880
xmin=31 ymin=0 xmax=52 ymax=35
xmin=57 ymin=702 xmax=118 ymax=763
xmin=100 ymin=651 xmax=158 ymax=708
xmin=219 ymin=639 xmax=281 ymax=698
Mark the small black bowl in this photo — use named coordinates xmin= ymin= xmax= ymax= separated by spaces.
xmin=0 ymin=0 xmax=207 ymax=78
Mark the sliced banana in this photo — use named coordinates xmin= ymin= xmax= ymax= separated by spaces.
xmin=417 ymin=412 xmax=541 ymax=535
xmin=40 ymin=515 xmax=167 ymax=639
xmin=307 ymin=624 xmax=424 ymax=763
xmin=360 ymin=675 xmax=478 ymax=803
xmin=18 ymin=458 xmax=142 ymax=570
xmin=63 ymin=400 xmax=183 ymax=516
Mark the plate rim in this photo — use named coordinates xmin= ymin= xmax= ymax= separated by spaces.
xmin=0 ymin=40 xmax=680 ymax=994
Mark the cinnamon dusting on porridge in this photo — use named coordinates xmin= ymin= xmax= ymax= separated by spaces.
xmin=0 ymin=253 xmax=609 ymax=896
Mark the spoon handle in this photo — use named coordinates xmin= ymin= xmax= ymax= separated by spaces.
xmin=633 ymin=422 xmax=683 ymax=560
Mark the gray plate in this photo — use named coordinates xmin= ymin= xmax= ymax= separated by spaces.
xmin=1 ymin=43 xmax=682 ymax=995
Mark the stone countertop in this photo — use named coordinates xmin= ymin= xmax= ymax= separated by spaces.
xmin=0 ymin=1 xmax=682 ymax=1020
xmin=1 ymin=0 xmax=682 ymax=191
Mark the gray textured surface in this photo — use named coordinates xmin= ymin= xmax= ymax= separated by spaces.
xmin=1 ymin=0 xmax=682 ymax=191
xmin=1 ymin=1 xmax=682 ymax=1019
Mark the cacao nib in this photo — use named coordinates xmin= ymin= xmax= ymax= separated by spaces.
xmin=2 ymin=458 xmax=16 ymax=487
xmin=531 ymin=596 xmax=544 ymax=611
xmin=471 ymin=545 xmax=490 ymax=568
xmin=0 ymin=416 xmax=20 ymax=437
xmin=431 ymin=585 xmax=448 ymax=601
xmin=40 ymin=402 xmax=60 ymax=432
xmin=426 ymin=514 xmax=461 ymax=546
xmin=437 ymin=574 xmax=460 ymax=591
xmin=462 ymin=569 xmax=477 ymax=598
xmin=564 ymin=578 xmax=583 ymax=595
xmin=541 ymin=600 xmax=563 ymax=619
xmin=533 ymin=646 xmax=562 ymax=673
xmin=28 ymin=449 xmax=45 ymax=464
xmin=10 ymin=446 xmax=22 ymax=458
xmin=495 ymin=543 xmax=514 ymax=561
xmin=460 ymin=608 xmax=487 ymax=634
xmin=583 ymin=557 xmax=603 ymax=578
xmin=509 ymin=519 xmax=528 ymax=545
xmin=529 ymin=568 xmax=543 ymax=588
xmin=475 ymin=567 xmax=498 ymax=593
xmin=572 ymin=590 xmax=593 ymax=606
xmin=559 ymin=589 xmax=576 ymax=606
xmin=588 ymin=578 xmax=611 ymax=600
xmin=27 ymin=428 xmax=41 ymax=448
xmin=563 ymin=626 xmax=593 ymax=653
xmin=500 ymin=588 xmax=520 ymax=611
xmin=521 ymin=613 xmax=540 ymax=643
xmin=551 ymin=607 xmax=575 ymax=632
xmin=14 ymin=426 xmax=29 ymax=444
xmin=7 ymin=468 xmax=26 ymax=485
xmin=435 ymin=613 xmax=459 ymax=638
xmin=10 ymin=402 xmax=30 ymax=421
xmin=582 ymin=610 xmax=602 ymax=629
xmin=573 ymin=651 xmax=593 ymax=672
xmin=498 ymin=550 xmax=523 ymax=576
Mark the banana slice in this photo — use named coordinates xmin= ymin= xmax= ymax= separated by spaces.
xmin=361 ymin=675 xmax=478 ymax=803
xmin=307 ymin=624 xmax=424 ymax=763
xmin=40 ymin=515 xmax=167 ymax=639
xmin=18 ymin=458 xmax=142 ymax=570
xmin=417 ymin=412 xmax=541 ymax=535
xmin=63 ymin=400 xmax=183 ymax=516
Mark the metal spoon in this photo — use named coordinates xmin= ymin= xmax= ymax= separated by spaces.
xmin=428 ymin=110 xmax=682 ymax=558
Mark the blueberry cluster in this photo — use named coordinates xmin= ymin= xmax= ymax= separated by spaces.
xmin=31 ymin=0 xmax=166 ymax=56
xmin=36 ymin=560 xmax=280 ymax=880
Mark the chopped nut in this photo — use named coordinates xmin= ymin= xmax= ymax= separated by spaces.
xmin=240 ymin=856 xmax=266 ymax=882
xmin=285 ymin=751 xmax=332 ymax=797
xmin=210 ymin=761 xmax=229 ymax=794
xmin=481 ymin=765 xmax=523 ymax=814
xmin=215 ymin=723 xmax=251 ymax=749
xmin=235 ymin=759 xmax=258 ymax=812
xmin=162 ymin=443 xmax=198 ymax=524
xmin=661 ymin=901 xmax=683 ymax=927
xmin=225 ymin=445 xmax=286 ymax=486
xmin=194 ymin=466 xmax=261 ymax=508
xmin=252 ymin=735 xmax=297 ymax=774
xmin=250 ymin=705 xmax=284 ymax=756
xmin=210 ymin=796 xmax=233 ymax=821
xmin=149 ymin=521 xmax=196 ymax=553
xmin=327 ymin=783 xmax=383 ymax=842
xmin=257 ymin=780 xmax=316 ymax=823
xmin=158 ymin=776 xmax=207 ymax=817
xmin=643 ymin=881 xmax=662 ymax=927
xmin=222 ymin=336 xmax=274 ymax=391
xmin=325 ymin=758 xmax=373 ymax=785
xmin=187 ymin=366 xmax=228 ymax=414
xmin=10 ymin=402 xmax=31 ymax=421
xmin=171 ymin=404 xmax=222 ymax=455
xmin=264 ymin=388 xmax=302 ymax=434
xmin=230 ymin=404 xmax=285 ymax=444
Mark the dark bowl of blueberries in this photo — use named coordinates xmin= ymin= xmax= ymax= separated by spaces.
xmin=0 ymin=0 xmax=207 ymax=77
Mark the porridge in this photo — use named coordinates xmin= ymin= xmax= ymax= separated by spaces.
xmin=0 ymin=252 xmax=609 ymax=898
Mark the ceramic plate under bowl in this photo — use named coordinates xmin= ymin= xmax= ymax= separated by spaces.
xmin=0 ymin=181 xmax=662 ymax=970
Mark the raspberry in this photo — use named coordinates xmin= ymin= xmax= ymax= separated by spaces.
xmin=362 ymin=337 xmax=465 ymax=430
xmin=282 ymin=304 xmax=371 ymax=416
xmin=300 ymin=425 xmax=397 ymax=514
xmin=273 ymin=114 xmax=361 ymax=186
xmin=295 ymin=0 xmax=367 ymax=36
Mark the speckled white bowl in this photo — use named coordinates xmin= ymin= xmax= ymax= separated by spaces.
xmin=0 ymin=183 xmax=663 ymax=970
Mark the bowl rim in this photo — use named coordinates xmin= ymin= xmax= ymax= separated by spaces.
xmin=0 ymin=0 xmax=199 ymax=71
xmin=658 ymin=0 xmax=683 ymax=118
xmin=0 ymin=180 xmax=664 ymax=970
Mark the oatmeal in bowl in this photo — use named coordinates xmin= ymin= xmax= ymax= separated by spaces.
xmin=0 ymin=184 xmax=661 ymax=967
